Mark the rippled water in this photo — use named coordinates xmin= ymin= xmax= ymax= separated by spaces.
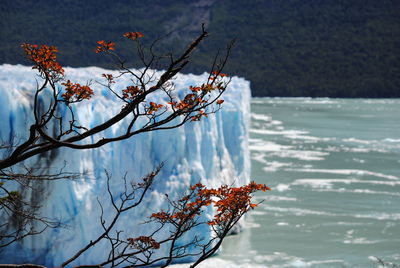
xmin=191 ymin=98 xmax=400 ymax=267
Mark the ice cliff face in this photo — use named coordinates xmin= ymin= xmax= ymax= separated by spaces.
xmin=0 ymin=64 xmax=251 ymax=266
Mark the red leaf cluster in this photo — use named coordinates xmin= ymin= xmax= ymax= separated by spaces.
xmin=123 ymin=32 xmax=144 ymax=40
xmin=122 ymin=86 xmax=143 ymax=100
xmin=21 ymin=43 xmax=64 ymax=79
xmin=21 ymin=43 xmax=95 ymax=102
xmin=206 ymin=182 xmax=271 ymax=226
xmin=61 ymin=80 xmax=94 ymax=102
xmin=95 ymin=40 xmax=115 ymax=53
xmin=191 ymin=110 xmax=208 ymax=121
xmin=150 ymin=211 xmax=170 ymax=222
xmin=147 ymin=102 xmax=164 ymax=114
xmin=169 ymin=91 xmax=206 ymax=115
xmin=171 ymin=93 xmax=198 ymax=111
xmin=127 ymin=236 xmax=160 ymax=250
xmin=151 ymin=182 xmax=270 ymax=227
xmin=102 ymin=73 xmax=115 ymax=84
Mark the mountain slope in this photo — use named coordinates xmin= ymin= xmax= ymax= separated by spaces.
xmin=1 ymin=0 xmax=399 ymax=97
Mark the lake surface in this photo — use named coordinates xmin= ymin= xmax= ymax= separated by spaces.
xmin=196 ymin=98 xmax=400 ymax=267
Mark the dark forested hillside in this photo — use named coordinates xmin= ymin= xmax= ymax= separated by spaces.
xmin=1 ymin=0 xmax=399 ymax=97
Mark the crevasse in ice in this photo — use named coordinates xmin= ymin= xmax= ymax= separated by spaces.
xmin=0 ymin=64 xmax=251 ymax=266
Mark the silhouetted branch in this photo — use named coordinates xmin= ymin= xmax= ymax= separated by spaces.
xmin=0 ymin=25 xmax=267 ymax=268
xmin=61 ymin=164 xmax=163 ymax=267
xmin=0 ymin=26 xmax=231 ymax=171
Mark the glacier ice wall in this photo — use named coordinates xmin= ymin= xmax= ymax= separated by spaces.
xmin=0 ymin=64 xmax=251 ymax=266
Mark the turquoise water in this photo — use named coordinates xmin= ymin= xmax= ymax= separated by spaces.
xmin=197 ymin=98 xmax=400 ymax=267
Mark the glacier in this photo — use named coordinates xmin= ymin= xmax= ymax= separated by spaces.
xmin=0 ymin=64 xmax=251 ymax=266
